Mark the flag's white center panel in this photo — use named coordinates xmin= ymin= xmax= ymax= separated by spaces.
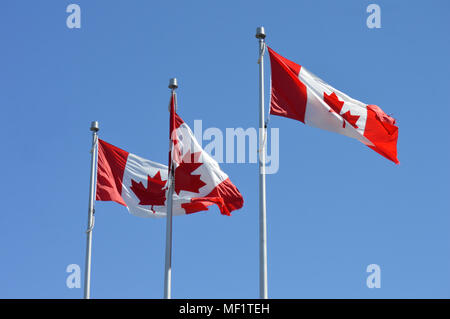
xmin=121 ymin=154 xmax=170 ymax=217
xmin=299 ymin=67 xmax=373 ymax=146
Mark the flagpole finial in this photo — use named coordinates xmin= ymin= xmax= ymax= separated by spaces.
xmin=169 ymin=78 xmax=178 ymax=90
xmin=256 ymin=26 xmax=266 ymax=39
xmin=90 ymin=121 xmax=99 ymax=132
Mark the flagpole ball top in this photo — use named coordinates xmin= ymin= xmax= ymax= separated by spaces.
xmin=169 ymin=78 xmax=178 ymax=89
xmin=90 ymin=121 xmax=99 ymax=132
xmin=255 ymin=26 xmax=266 ymax=39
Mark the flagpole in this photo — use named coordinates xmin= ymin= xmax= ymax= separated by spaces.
xmin=164 ymin=78 xmax=177 ymax=299
xmin=256 ymin=26 xmax=268 ymax=299
xmin=84 ymin=120 xmax=99 ymax=299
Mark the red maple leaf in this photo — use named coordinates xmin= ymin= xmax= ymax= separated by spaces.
xmin=341 ymin=110 xmax=360 ymax=129
xmin=324 ymin=91 xmax=360 ymax=129
xmin=324 ymin=92 xmax=344 ymax=114
xmin=174 ymin=151 xmax=206 ymax=195
xmin=130 ymin=171 xmax=167 ymax=207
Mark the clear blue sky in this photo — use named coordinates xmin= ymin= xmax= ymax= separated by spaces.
xmin=1 ymin=0 xmax=449 ymax=298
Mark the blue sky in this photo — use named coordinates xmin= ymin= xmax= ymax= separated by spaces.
xmin=0 ymin=0 xmax=449 ymax=298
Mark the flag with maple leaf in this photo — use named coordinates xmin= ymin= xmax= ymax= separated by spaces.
xmin=95 ymin=134 xmax=243 ymax=217
xmin=168 ymin=93 xmax=244 ymax=215
xmin=268 ymin=47 xmax=399 ymax=164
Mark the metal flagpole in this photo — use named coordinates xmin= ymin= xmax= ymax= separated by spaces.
xmin=84 ymin=120 xmax=99 ymax=299
xmin=256 ymin=26 xmax=268 ymax=299
xmin=164 ymin=78 xmax=178 ymax=299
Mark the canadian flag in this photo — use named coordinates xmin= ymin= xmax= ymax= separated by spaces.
xmin=268 ymin=47 xmax=399 ymax=164
xmin=95 ymin=97 xmax=244 ymax=217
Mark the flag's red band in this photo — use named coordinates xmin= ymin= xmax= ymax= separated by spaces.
xmin=96 ymin=139 xmax=128 ymax=206
xmin=268 ymin=46 xmax=307 ymax=123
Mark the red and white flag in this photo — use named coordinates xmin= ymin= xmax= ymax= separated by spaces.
xmin=95 ymin=98 xmax=244 ymax=217
xmin=168 ymin=93 xmax=244 ymax=216
xmin=268 ymin=47 xmax=399 ymax=164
